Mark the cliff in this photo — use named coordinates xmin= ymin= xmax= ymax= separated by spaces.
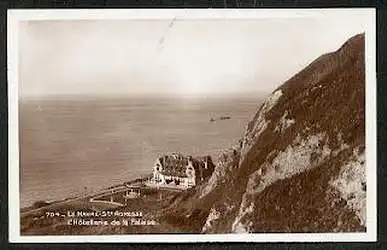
xmin=20 ymin=33 xmax=366 ymax=235
xmin=163 ymin=33 xmax=366 ymax=233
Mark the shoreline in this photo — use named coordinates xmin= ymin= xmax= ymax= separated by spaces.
xmin=20 ymin=174 xmax=153 ymax=214
xmin=20 ymin=171 xmax=198 ymax=235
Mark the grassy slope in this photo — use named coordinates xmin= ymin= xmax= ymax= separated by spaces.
xmin=21 ymin=33 xmax=366 ymax=235
xmin=162 ymin=33 xmax=366 ymax=233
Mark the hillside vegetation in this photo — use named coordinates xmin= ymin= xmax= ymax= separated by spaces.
xmin=162 ymin=33 xmax=366 ymax=233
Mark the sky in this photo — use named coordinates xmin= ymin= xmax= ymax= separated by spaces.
xmin=18 ymin=13 xmax=368 ymax=98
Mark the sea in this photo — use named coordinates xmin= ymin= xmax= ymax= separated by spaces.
xmin=19 ymin=95 xmax=264 ymax=208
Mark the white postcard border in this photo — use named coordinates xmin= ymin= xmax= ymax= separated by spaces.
xmin=8 ymin=8 xmax=377 ymax=243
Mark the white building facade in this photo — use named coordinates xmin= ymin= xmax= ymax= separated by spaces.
xmin=152 ymin=156 xmax=196 ymax=188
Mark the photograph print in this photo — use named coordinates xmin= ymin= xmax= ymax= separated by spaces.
xmin=8 ymin=9 xmax=376 ymax=242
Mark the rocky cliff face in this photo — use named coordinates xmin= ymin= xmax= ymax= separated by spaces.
xmin=163 ymin=33 xmax=366 ymax=233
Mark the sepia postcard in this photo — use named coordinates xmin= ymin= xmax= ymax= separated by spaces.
xmin=8 ymin=9 xmax=377 ymax=243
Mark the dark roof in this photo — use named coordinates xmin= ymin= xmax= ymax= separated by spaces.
xmin=159 ymin=154 xmax=189 ymax=177
xmin=157 ymin=153 xmax=213 ymax=178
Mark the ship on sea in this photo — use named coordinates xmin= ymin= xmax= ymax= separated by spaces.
xmin=210 ymin=116 xmax=231 ymax=122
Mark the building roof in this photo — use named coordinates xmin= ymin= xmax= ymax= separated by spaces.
xmin=157 ymin=153 xmax=212 ymax=178
xmin=159 ymin=154 xmax=189 ymax=177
